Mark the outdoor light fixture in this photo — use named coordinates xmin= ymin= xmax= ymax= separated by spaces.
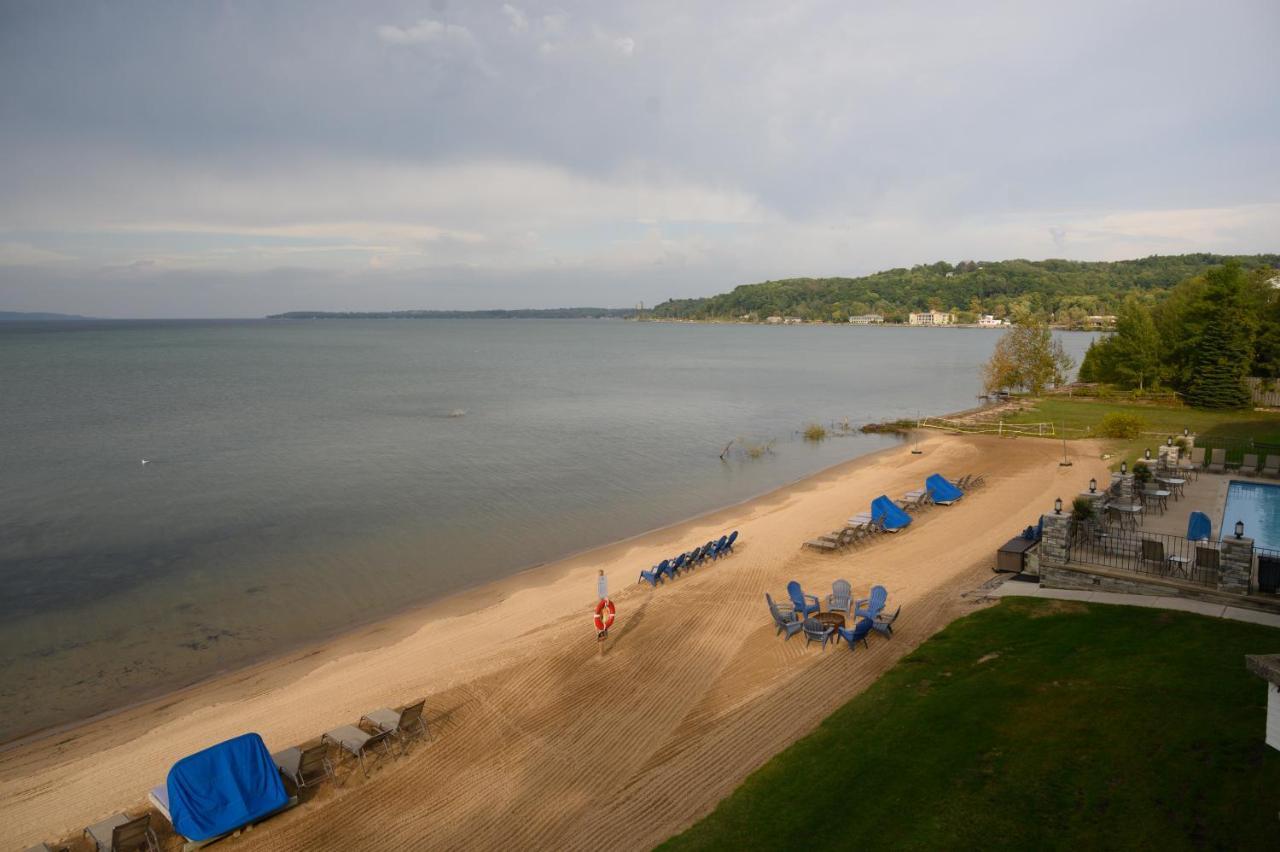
xmin=1054 ymin=497 xmax=1063 ymax=514
xmin=1089 ymin=478 xmax=1097 ymax=493
xmin=1121 ymin=461 xmax=1127 ymax=474
xmin=1167 ymin=436 xmax=1173 ymax=446
xmin=1235 ymin=520 xmax=1245 ymax=539
xmin=1184 ymin=427 xmax=1190 ymax=436
xmin=1144 ymin=448 xmax=1151 ymax=460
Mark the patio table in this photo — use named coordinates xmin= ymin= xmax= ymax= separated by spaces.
xmin=1141 ymin=489 xmax=1170 ymax=515
xmin=1157 ymin=476 xmax=1186 ymax=499
xmin=1107 ymin=504 xmax=1143 ymax=531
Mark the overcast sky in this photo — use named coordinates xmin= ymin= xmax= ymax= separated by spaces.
xmin=1 ymin=1 xmax=1277 ymax=317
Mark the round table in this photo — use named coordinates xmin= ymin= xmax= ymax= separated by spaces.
xmin=813 ymin=611 xmax=846 ymax=634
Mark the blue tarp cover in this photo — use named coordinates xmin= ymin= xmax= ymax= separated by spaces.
xmin=925 ymin=473 xmax=964 ymax=504
xmin=870 ymin=495 xmax=912 ymax=530
xmin=167 ymin=732 xmax=288 ymax=841
xmin=1187 ymin=511 xmax=1212 ymax=542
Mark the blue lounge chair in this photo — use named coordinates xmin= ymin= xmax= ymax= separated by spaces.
xmin=870 ymin=495 xmax=912 ymax=531
xmin=724 ymin=530 xmax=738 ymax=553
xmin=826 ymin=579 xmax=853 ymax=614
xmin=786 ymin=581 xmax=821 ymax=618
xmin=802 ymin=617 xmax=835 ymax=650
xmin=713 ymin=534 xmax=729 ymax=558
xmin=704 ymin=539 xmax=719 ymax=560
xmin=638 ymin=559 xmax=669 ymax=586
xmin=925 ymin=473 xmax=963 ymax=506
xmin=854 ymin=585 xmax=888 ymax=620
xmin=1186 ymin=511 xmax=1211 ymax=542
xmin=836 ymin=617 xmax=873 ymax=650
xmin=766 ymin=594 xmax=803 ymax=639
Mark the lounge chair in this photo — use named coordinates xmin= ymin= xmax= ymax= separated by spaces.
xmin=84 ymin=812 xmax=158 ymax=852
xmin=826 ymin=579 xmax=853 ymax=614
xmin=1194 ymin=546 xmax=1220 ymax=574
xmin=361 ymin=699 xmax=430 ymax=755
xmin=638 ymin=559 xmax=669 ymax=586
xmin=272 ymin=742 xmax=334 ymax=790
xmin=854 ymin=585 xmax=888 ymax=621
xmin=786 ymin=581 xmax=821 ymax=618
xmin=766 ymin=593 xmax=804 ymax=639
xmin=322 ymin=724 xmax=396 ymax=778
xmin=871 ymin=605 xmax=901 ymax=637
xmin=801 ymin=617 xmax=835 ymax=650
xmin=835 ymin=617 xmax=873 ymax=650
xmin=1264 ymin=455 xmax=1280 ymax=478
xmin=926 ymin=474 xmax=963 ymax=506
xmin=1241 ymin=453 xmax=1259 ymax=474
xmin=1186 ymin=511 xmax=1212 ymax=542
xmin=1207 ymin=448 xmax=1226 ymax=473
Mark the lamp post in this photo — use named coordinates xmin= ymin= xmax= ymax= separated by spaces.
xmin=1167 ymin=436 xmax=1173 ymax=447
xmin=1183 ymin=427 xmax=1189 ymax=437
xmin=1089 ymin=478 xmax=1097 ymax=493
xmin=1054 ymin=497 xmax=1063 ymax=515
xmin=1120 ymin=461 xmax=1127 ymax=475
xmin=1144 ymin=448 xmax=1151 ymax=461
xmin=1235 ymin=520 xmax=1245 ymax=539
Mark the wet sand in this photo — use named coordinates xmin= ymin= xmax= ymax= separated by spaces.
xmin=0 ymin=433 xmax=1109 ymax=850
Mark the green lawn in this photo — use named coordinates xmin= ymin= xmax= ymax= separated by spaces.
xmin=659 ymin=598 xmax=1280 ymax=851
xmin=1000 ymin=397 xmax=1280 ymax=468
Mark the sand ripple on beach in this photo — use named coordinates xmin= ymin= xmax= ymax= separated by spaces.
xmin=0 ymin=434 xmax=1108 ymax=851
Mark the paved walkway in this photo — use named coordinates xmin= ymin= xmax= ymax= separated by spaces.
xmin=992 ymin=580 xmax=1280 ymax=628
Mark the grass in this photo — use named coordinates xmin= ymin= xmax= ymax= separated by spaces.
xmin=1000 ymin=397 xmax=1280 ymax=468
xmin=804 ymin=423 xmax=828 ymax=442
xmin=659 ymin=598 xmax=1280 ymax=851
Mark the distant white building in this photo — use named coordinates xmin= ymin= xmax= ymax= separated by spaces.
xmin=909 ymin=310 xmax=955 ymax=326
xmin=978 ymin=315 xmax=1005 ymax=327
xmin=1086 ymin=315 xmax=1118 ymax=329
xmin=848 ymin=314 xmax=885 ymax=325
xmin=782 ymin=316 xmax=804 ymax=325
xmin=765 ymin=315 xmax=784 ymax=324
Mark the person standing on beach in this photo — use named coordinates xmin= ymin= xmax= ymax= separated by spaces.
xmin=596 ymin=569 xmax=611 ymax=640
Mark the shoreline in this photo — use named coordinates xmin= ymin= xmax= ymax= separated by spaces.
xmin=1 ymin=431 xmax=1111 ymax=849
xmin=0 ymin=432 xmax=907 ymax=756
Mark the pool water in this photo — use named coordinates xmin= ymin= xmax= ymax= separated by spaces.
xmin=1221 ymin=480 xmax=1280 ymax=551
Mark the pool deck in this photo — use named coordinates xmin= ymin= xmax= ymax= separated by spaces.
xmin=1135 ymin=469 xmax=1275 ymax=542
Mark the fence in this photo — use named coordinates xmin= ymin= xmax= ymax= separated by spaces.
xmin=1067 ymin=527 xmax=1222 ymax=588
xmin=1258 ymin=545 xmax=1280 ymax=595
xmin=1246 ymin=377 xmax=1280 ymax=408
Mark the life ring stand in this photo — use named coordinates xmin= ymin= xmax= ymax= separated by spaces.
xmin=594 ymin=598 xmax=616 ymax=633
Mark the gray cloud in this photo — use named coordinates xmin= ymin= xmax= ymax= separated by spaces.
xmin=0 ymin=0 xmax=1277 ymax=317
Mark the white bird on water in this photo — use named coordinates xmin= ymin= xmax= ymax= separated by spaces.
xmin=140 ymin=459 xmax=150 ymax=465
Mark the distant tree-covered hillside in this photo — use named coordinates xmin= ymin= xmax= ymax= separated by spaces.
xmin=651 ymin=254 xmax=1280 ymax=325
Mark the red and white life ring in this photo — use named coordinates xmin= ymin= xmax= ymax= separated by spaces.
xmin=593 ymin=598 xmax=616 ymax=632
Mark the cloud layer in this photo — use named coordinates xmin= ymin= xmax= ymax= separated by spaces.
xmin=1 ymin=1 xmax=1277 ymax=316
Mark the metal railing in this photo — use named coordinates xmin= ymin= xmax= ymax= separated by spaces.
xmin=1067 ymin=526 xmax=1223 ymax=588
xmin=1257 ymin=545 xmax=1280 ymax=595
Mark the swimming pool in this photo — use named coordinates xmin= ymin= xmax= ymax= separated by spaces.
xmin=1221 ymin=480 xmax=1280 ymax=551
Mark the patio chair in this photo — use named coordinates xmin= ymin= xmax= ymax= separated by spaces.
xmin=272 ymin=742 xmax=335 ymax=790
xmin=854 ymin=585 xmax=888 ymax=620
xmin=801 ymin=617 xmax=835 ymax=650
xmin=84 ymin=812 xmax=158 ymax=852
xmin=669 ymin=552 xmax=687 ymax=577
xmin=1207 ymin=448 xmax=1226 ymax=473
xmin=711 ymin=534 xmax=729 ymax=559
xmin=1194 ymin=546 xmax=1220 ymax=575
xmin=322 ymin=724 xmax=396 ymax=779
xmin=362 ymin=699 xmax=430 ymax=755
xmin=723 ymin=530 xmax=738 ymax=553
xmin=786 ymin=581 xmax=821 ymax=618
xmin=826 ymin=579 xmax=853 ymax=614
xmin=766 ymin=593 xmax=804 ymax=639
xmin=1263 ymin=455 xmax=1280 ymax=478
xmin=1241 ymin=453 xmax=1259 ymax=474
xmin=1141 ymin=538 xmax=1190 ymax=577
xmin=835 ymin=617 xmax=873 ymax=650
xmin=872 ymin=605 xmax=902 ymax=637
xmin=638 ymin=559 xmax=669 ymax=586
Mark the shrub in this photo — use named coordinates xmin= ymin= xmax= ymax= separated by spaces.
xmin=1097 ymin=412 xmax=1146 ymax=439
xmin=804 ymin=423 xmax=828 ymax=442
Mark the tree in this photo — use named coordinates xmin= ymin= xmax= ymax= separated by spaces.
xmin=1108 ymin=296 xmax=1162 ymax=390
xmin=983 ymin=319 xmax=1075 ymax=394
xmin=1184 ymin=262 xmax=1255 ymax=408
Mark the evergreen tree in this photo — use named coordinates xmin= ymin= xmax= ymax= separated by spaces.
xmin=1184 ymin=262 xmax=1254 ymax=408
xmin=1109 ymin=296 xmax=1162 ymax=390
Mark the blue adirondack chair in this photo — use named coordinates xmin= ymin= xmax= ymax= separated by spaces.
xmin=723 ymin=530 xmax=738 ymax=554
xmin=786 ymin=581 xmax=821 ymax=618
xmin=802 ymin=617 xmax=835 ymax=650
xmin=872 ymin=605 xmax=901 ymax=637
xmin=638 ymin=559 xmax=670 ymax=586
xmin=703 ymin=540 xmax=719 ymax=561
xmin=669 ymin=552 xmax=686 ymax=578
xmin=712 ymin=534 xmax=729 ymax=559
xmin=767 ymin=594 xmax=804 ymax=639
xmin=854 ymin=585 xmax=888 ymax=620
xmin=826 ymin=579 xmax=853 ymax=614
xmin=836 ymin=617 xmax=874 ymax=649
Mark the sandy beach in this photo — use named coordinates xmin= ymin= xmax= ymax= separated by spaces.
xmin=0 ymin=433 xmax=1109 ymax=850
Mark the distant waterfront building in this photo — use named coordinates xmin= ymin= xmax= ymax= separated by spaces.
xmin=782 ymin=316 xmax=804 ymax=325
xmin=978 ymin=315 xmax=1004 ymax=327
xmin=1086 ymin=315 xmax=1118 ymax=329
xmin=908 ymin=310 xmax=955 ymax=326
xmin=765 ymin=315 xmax=784 ymax=324
xmin=848 ymin=314 xmax=885 ymax=325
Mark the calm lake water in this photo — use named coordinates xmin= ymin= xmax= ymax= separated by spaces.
xmin=0 ymin=319 xmax=1094 ymax=742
